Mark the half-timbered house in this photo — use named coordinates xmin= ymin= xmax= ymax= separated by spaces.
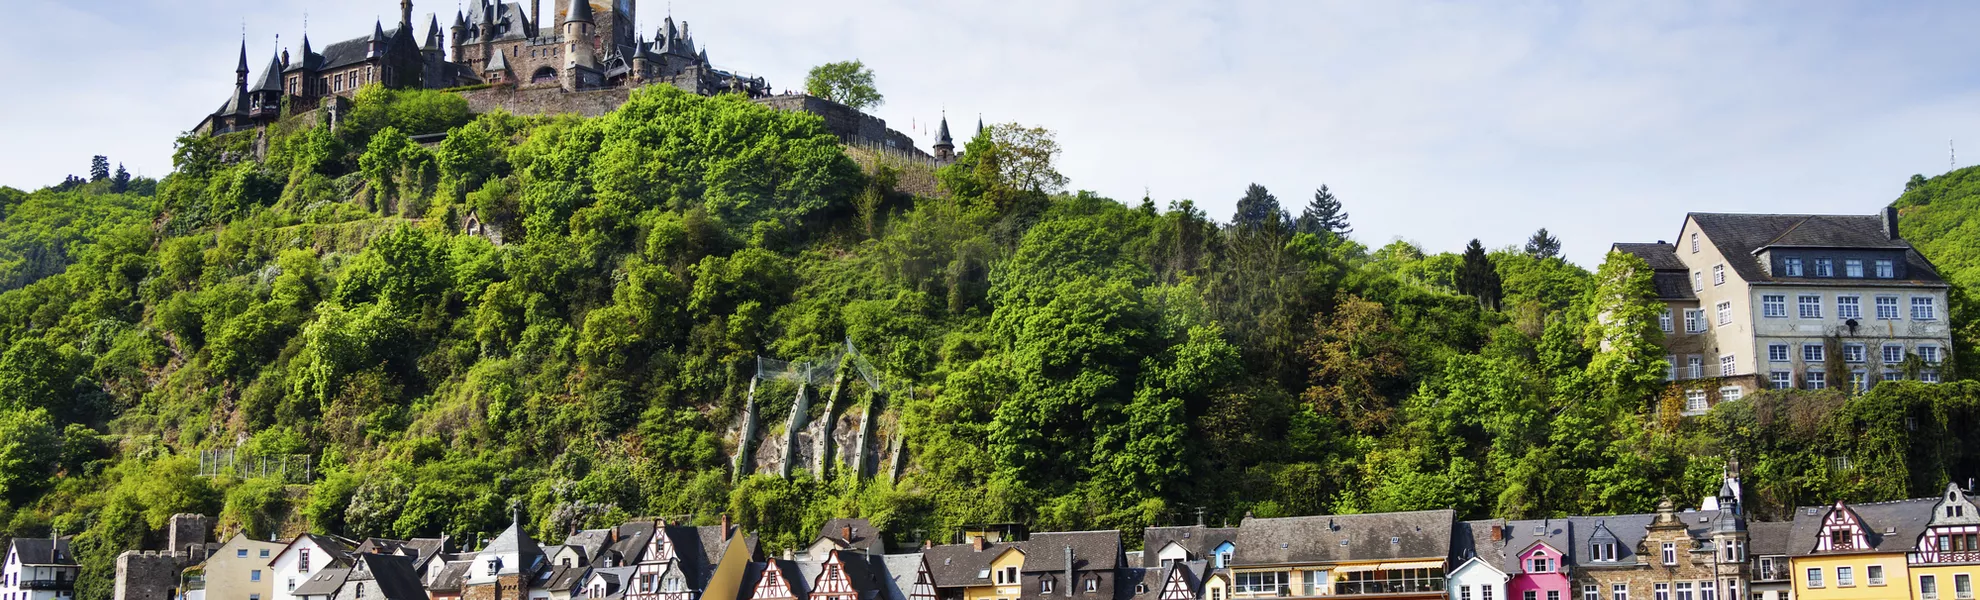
xmin=1789 ymin=497 xmax=1935 ymax=600
xmin=1908 ymin=484 xmax=1980 ymax=600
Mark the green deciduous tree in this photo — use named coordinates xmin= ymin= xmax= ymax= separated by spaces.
xmin=804 ymin=60 xmax=884 ymax=111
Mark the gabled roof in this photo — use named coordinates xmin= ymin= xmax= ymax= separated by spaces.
xmin=1563 ymin=514 xmax=1655 ymax=567
xmin=1022 ymin=530 xmax=1121 ymax=572
xmin=1140 ymin=525 xmax=1237 ymax=568
xmin=427 ymin=557 xmax=476 ymax=593
xmin=877 ymin=553 xmax=927 ymax=600
xmin=483 ymin=516 xmax=546 ymax=576
xmin=485 ymin=47 xmax=512 ymax=73
xmin=544 ymin=564 xmax=593 ymax=592
xmin=8 ymin=537 xmax=74 ymax=566
xmin=291 ymin=567 xmax=352 ymax=595
xmin=1788 ymin=497 xmax=1937 ymax=556
xmin=271 ymin=533 xmax=356 ymax=568
xmin=589 ymin=565 xmax=639 ymax=594
xmin=354 ymin=537 xmax=410 ymax=556
xmin=1446 ymin=521 xmax=1508 ymax=573
xmin=1686 ymin=212 xmax=1942 ymax=286
xmin=250 ymin=54 xmax=286 ymax=93
xmin=606 ymin=521 xmax=657 ymax=565
xmin=1612 ymin=243 xmax=1689 ymax=272
xmin=564 ymin=528 xmax=613 ymax=564
xmin=816 ymin=518 xmax=885 ymax=554
xmin=1233 ymin=510 xmax=1454 ymax=566
xmin=315 ymin=26 xmax=409 ymax=72
xmin=923 ymin=542 xmax=1019 ymax=588
xmin=761 ymin=558 xmax=813 ymax=600
xmin=403 ymin=537 xmax=448 ymax=569
xmin=346 ymin=553 xmax=427 ymax=600
xmin=1503 ymin=520 xmax=1572 ymax=573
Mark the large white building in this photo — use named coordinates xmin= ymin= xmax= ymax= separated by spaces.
xmin=0 ymin=537 xmax=77 ymax=600
xmin=1615 ymin=208 xmax=1952 ymax=414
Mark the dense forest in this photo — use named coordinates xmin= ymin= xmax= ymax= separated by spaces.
xmin=1 ymin=85 xmax=1978 ymax=598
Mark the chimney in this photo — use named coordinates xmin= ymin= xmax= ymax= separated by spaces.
xmin=721 ymin=514 xmax=731 ymax=533
xmin=973 ymin=536 xmax=988 ymax=552
xmin=1884 ymin=206 xmax=1901 ymax=241
xmin=924 ymin=539 xmax=935 ymax=550
xmin=1490 ymin=524 xmax=1504 ymax=542
xmin=532 ymin=0 xmax=542 ymax=35
xmin=1063 ymin=545 xmax=1075 ymax=598
xmin=844 ymin=525 xmax=855 ymax=543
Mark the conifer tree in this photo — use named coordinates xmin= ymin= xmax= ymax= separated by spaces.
xmin=110 ymin=164 xmax=131 ymax=193
xmin=1525 ymin=228 xmax=1562 ymax=259
xmin=1295 ymin=184 xmax=1352 ymax=239
xmin=1457 ymin=239 xmax=1502 ymax=310
xmin=1232 ymin=183 xmax=1286 ymax=231
xmin=89 ymin=156 xmax=109 ymax=182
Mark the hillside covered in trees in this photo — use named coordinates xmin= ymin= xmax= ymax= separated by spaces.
xmin=1 ymin=85 xmax=1977 ymax=598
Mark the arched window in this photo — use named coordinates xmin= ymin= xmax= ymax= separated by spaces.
xmin=533 ymin=67 xmax=559 ymax=83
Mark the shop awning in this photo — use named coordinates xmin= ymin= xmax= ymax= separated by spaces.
xmin=1333 ymin=564 xmax=1380 ymax=573
xmin=1376 ymin=560 xmax=1446 ymax=571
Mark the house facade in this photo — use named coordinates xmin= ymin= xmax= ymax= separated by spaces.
xmin=1907 ymin=484 xmax=1980 ymax=600
xmin=270 ymin=534 xmax=357 ymax=600
xmin=1143 ymin=526 xmax=1237 ymax=571
xmin=1569 ymin=497 xmax=1747 ymax=600
xmin=1747 ymin=522 xmax=1795 ymax=600
xmin=1228 ymin=510 xmax=1455 ymax=600
xmin=1019 ymin=531 xmax=1123 ymax=600
xmin=1788 ymin=498 xmax=1935 ymax=600
xmin=1614 ymin=209 xmax=1952 ymax=413
xmin=185 ymin=533 xmax=285 ymax=600
xmin=1 ymin=536 xmax=76 ymax=600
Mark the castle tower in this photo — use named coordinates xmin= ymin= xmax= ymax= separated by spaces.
xmin=933 ymin=114 xmax=955 ymax=161
xmin=561 ymin=0 xmax=599 ymax=91
xmin=401 ymin=0 xmax=415 ymax=30
xmin=235 ymin=39 xmax=251 ymax=92
xmin=450 ymin=11 xmax=468 ymax=63
xmin=368 ymin=20 xmax=387 ymax=58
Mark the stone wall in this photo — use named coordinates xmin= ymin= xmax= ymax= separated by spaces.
xmin=456 ymin=85 xmax=635 ymax=119
xmin=114 ymin=551 xmax=200 ymax=600
xmin=167 ymin=513 xmax=211 ymax=554
xmin=751 ymin=95 xmax=923 ymax=155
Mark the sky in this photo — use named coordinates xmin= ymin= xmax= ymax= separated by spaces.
xmin=4 ymin=0 xmax=1980 ymax=265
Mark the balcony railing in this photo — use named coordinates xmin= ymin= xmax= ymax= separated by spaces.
xmin=21 ymin=578 xmax=76 ymax=590
xmin=1753 ymin=565 xmax=1792 ymax=582
xmin=1334 ymin=580 xmax=1446 ymax=596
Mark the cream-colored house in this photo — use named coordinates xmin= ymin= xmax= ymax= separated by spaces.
xmin=1615 ymin=208 xmax=1951 ymax=413
xmin=185 ymin=533 xmax=286 ymax=600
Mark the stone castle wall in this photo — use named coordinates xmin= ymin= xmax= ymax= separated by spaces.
xmin=114 ymin=551 xmax=201 ymax=600
xmin=452 ymin=85 xmax=925 ymax=156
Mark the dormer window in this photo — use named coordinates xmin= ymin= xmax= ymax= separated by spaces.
xmin=1591 ymin=543 xmax=1617 ymax=562
xmin=1783 ymin=258 xmax=1803 ymax=277
xmin=1530 ymin=558 xmax=1553 ymax=573
xmin=1815 ymin=259 xmax=1834 ymax=277
xmin=1044 ymin=579 xmax=1056 ymax=594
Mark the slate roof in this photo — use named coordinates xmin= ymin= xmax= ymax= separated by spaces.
xmin=606 ymin=521 xmax=658 ymax=565
xmin=427 ymin=554 xmax=476 ymax=592
xmin=1233 ymin=510 xmax=1455 ymax=566
xmin=403 ymin=537 xmax=448 ymax=568
xmin=347 ymin=553 xmax=427 ymax=600
xmin=354 ymin=537 xmax=410 ymax=556
xmin=1747 ymin=521 xmax=1794 ymax=556
xmin=311 ymin=26 xmax=410 ymax=72
xmin=590 ymin=565 xmax=639 ymax=596
xmin=1564 ymin=514 xmax=1656 ymax=567
xmin=484 ymin=517 xmax=545 ymax=576
xmin=878 ymin=553 xmax=927 ymax=600
xmin=463 ymin=1 xmax=534 ymax=44
xmin=543 ymin=564 xmax=592 ymax=592
xmin=1022 ymin=530 xmax=1122 ymax=572
xmin=818 ymin=518 xmax=885 ymax=554
xmin=275 ymin=534 xmax=356 ymax=568
xmin=485 ymin=48 xmax=511 ymax=73
xmin=8 ymin=537 xmax=74 ymax=566
xmin=564 ymin=528 xmax=613 ymax=564
xmin=1447 ymin=521 xmax=1509 ymax=572
xmin=291 ymin=567 xmax=351 ymax=595
xmin=1140 ymin=525 xmax=1237 ymax=568
xmin=1787 ymin=497 xmax=1938 ymax=556
xmin=250 ymin=54 xmax=285 ymax=93
xmin=835 ymin=551 xmax=886 ymax=595
xmin=1612 ymin=242 xmax=1698 ymax=301
xmin=1686 ymin=213 xmax=1944 ymax=286
xmin=923 ymin=542 xmax=1019 ymax=588
xmin=1499 ymin=519 xmax=1573 ymax=573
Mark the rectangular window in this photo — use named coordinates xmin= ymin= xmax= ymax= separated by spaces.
xmin=1956 ymin=573 xmax=1972 ymax=599
xmin=1838 ymin=296 xmax=1861 ymax=320
xmin=1718 ymin=302 xmax=1733 ymax=326
xmin=1549 ymin=592 xmax=1561 ymax=600
xmin=1585 ymin=586 xmax=1600 ymax=600
xmin=1689 ymin=356 xmax=1705 ymax=379
xmin=1660 ymin=309 xmax=1674 ymax=333
xmin=1783 ymin=258 xmax=1803 ymax=277
xmin=1923 ymin=370 xmax=1943 ymax=384
xmin=1662 ymin=543 xmax=1677 ymax=565
xmin=1701 ymin=582 xmax=1716 ymax=600
xmin=1885 ymin=371 xmax=1906 ymax=382
xmin=1867 ymin=565 xmax=1884 ymax=586
xmin=1769 ymin=344 xmax=1790 ymax=362
xmin=1852 ymin=370 xmax=1868 ymax=392
xmin=1772 ymin=371 xmax=1792 ymax=389
xmin=1613 ymin=585 xmax=1629 ymax=600
xmin=1837 ymin=567 xmax=1855 ymax=587
xmin=1692 ymin=234 xmax=1701 ymax=253
xmin=1686 ymin=390 xmax=1709 ymax=413
xmin=1762 ymin=295 xmax=1787 ymax=318
xmin=1845 ymin=260 xmax=1864 ymax=278
xmin=1656 ymin=583 xmax=1670 ymax=600
xmin=1720 ymin=387 xmax=1743 ymax=402
xmin=1915 ymin=297 xmax=1939 ymax=320
xmin=300 ymin=549 xmax=311 ymax=574
xmin=1808 ymin=568 xmax=1824 ymax=588
xmin=1677 ymin=582 xmax=1693 ymax=600
xmin=1527 ymin=592 xmax=1539 ymax=600
xmin=1694 ymin=273 xmax=1703 ymax=291
xmin=1667 ymin=355 xmax=1678 ymax=381
xmin=1806 ymin=371 xmax=1827 ymax=390
xmin=1799 ymin=295 xmax=1823 ymax=319
xmin=252 ymin=570 xmax=262 ymax=582
xmin=1530 ymin=558 xmax=1552 ymax=573
xmin=1921 ymin=345 xmax=1942 ymax=364
xmin=1486 ymin=587 xmax=1495 ymax=600
xmin=1714 ymin=265 xmax=1726 ymax=285
xmin=1876 ymin=259 xmax=1895 ymax=278
xmin=1884 ymin=344 xmax=1906 ymax=364
xmin=1878 ymin=296 xmax=1902 ymax=320
xmin=1721 ymin=354 xmax=1737 ymax=377
xmin=1816 ymin=259 xmax=1834 ymax=277
xmin=238 ymin=549 xmax=249 ymax=558
xmin=1686 ymin=310 xmax=1706 ymax=333
xmin=1803 ymin=344 xmax=1826 ymax=363
xmin=1463 ymin=587 xmax=1474 ymax=600
xmin=1923 ymin=575 xmax=1939 ymax=600
xmin=1843 ymin=344 xmax=1866 ymax=363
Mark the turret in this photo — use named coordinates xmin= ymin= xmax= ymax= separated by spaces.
xmin=932 ymin=114 xmax=955 ymax=161
xmin=562 ymin=0 xmax=598 ymax=91
xmin=368 ymin=20 xmax=387 ymax=58
xmin=450 ymin=12 xmax=468 ymax=62
xmin=236 ymin=40 xmax=251 ymax=91
xmin=424 ymin=14 xmax=444 ymax=52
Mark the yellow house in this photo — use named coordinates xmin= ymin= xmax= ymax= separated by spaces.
xmin=1906 ymin=484 xmax=1980 ymax=600
xmin=926 ymin=538 xmax=1026 ymax=600
xmin=1227 ymin=510 xmax=1454 ymax=600
xmin=1789 ymin=498 xmax=1936 ymax=600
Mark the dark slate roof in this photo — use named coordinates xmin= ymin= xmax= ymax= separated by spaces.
xmin=924 ymin=542 xmax=1020 ymax=588
xmin=315 ymin=26 xmax=409 ymax=72
xmin=836 ymin=551 xmax=886 ymax=595
xmin=484 ymin=517 xmax=545 ymax=576
xmin=1613 ymin=243 xmax=1688 ymax=272
xmin=544 ymin=564 xmax=592 ymax=592
xmin=1233 ymin=510 xmax=1455 ymax=566
xmin=8 ymin=537 xmax=74 ymax=566
xmin=404 ymin=537 xmax=448 ymax=569
xmin=607 ymin=521 xmax=657 ymax=565
xmin=280 ymin=534 xmax=356 ymax=568
xmin=1447 ymin=521 xmax=1508 ymax=572
xmin=817 ymin=518 xmax=885 ymax=555
xmin=590 ymin=565 xmax=638 ymax=595
xmin=250 ymin=55 xmax=285 ymax=93
xmin=354 ymin=538 xmax=410 ymax=556
xmin=935 ymin=118 xmax=954 ymax=146
xmin=1787 ymin=497 xmax=1938 ymax=557
xmin=1564 ymin=514 xmax=1655 ymax=567
xmin=1499 ymin=519 xmax=1573 ymax=573
xmin=1022 ymin=530 xmax=1122 ymax=573
xmin=566 ymin=0 xmax=595 ymax=23
xmin=1140 ymin=526 xmax=1237 ymax=568
xmin=564 ymin=528 xmax=613 ymax=564
xmin=485 ymin=48 xmax=511 ymax=73
xmin=428 ymin=554 xmax=476 ymax=593
xmin=347 ymin=553 xmax=427 ymax=600
xmin=1687 ymin=213 xmax=1943 ymax=286
xmin=1747 ymin=521 xmax=1794 ymax=557
xmin=291 ymin=567 xmax=351 ymax=595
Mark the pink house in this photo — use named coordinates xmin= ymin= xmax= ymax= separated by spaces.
xmin=1508 ymin=540 xmax=1571 ymax=600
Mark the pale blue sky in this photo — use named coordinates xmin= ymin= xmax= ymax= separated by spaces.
xmin=3 ymin=1 xmax=1978 ymax=264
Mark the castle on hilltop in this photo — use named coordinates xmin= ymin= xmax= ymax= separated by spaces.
xmin=200 ymin=0 xmax=778 ymax=137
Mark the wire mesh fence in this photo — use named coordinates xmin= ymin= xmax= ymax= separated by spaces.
xmin=197 ymin=449 xmax=314 ymax=483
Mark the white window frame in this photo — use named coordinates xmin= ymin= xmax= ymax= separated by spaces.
xmin=1771 ymin=371 xmax=1792 ymax=390
xmin=1852 ymin=370 xmax=1868 ymax=392
xmin=1837 ymin=296 xmax=1861 ymax=320
xmin=1717 ymin=302 xmax=1733 ymax=326
xmin=1803 ymin=344 xmax=1825 ymax=363
xmin=1769 ymin=344 xmax=1790 ymax=362
xmin=1691 ymin=233 xmax=1700 ymax=253
xmin=1667 ymin=355 xmax=1678 ymax=381
xmin=1867 ymin=565 xmax=1884 ymax=586
xmin=1585 ymin=586 xmax=1600 ymax=600
xmin=1877 ymin=296 xmax=1901 ymax=320
xmin=1685 ymin=390 xmax=1709 ymax=414
xmin=1876 ymin=259 xmax=1895 ymax=278
xmin=1689 ymin=356 xmax=1705 ymax=379
xmin=1720 ymin=354 xmax=1736 ymax=377
xmin=1798 ymin=295 xmax=1823 ymax=319
xmin=1845 ymin=259 xmax=1864 ymax=278
xmin=1806 ymin=370 xmax=1827 ymax=390
xmin=1807 ymin=568 xmax=1824 ymax=589
xmin=1660 ymin=308 xmax=1674 ymax=333
xmin=1956 ymin=573 xmax=1972 ymax=600
xmin=1920 ymin=345 xmax=1942 ymax=365
xmin=1713 ymin=265 xmax=1726 ymax=285
xmin=1613 ymin=585 xmax=1629 ymax=600
xmin=1884 ymin=344 xmax=1906 ymax=365
xmin=1694 ymin=272 xmax=1703 ymax=292
xmin=1685 ymin=310 xmax=1705 ymax=333
xmin=1914 ymin=297 xmax=1939 ymax=321
xmin=1843 ymin=343 xmax=1866 ymax=363
xmin=1720 ymin=386 xmax=1742 ymax=402
xmin=1783 ymin=258 xmax=1803 ymax=277
xmin=1762 ymin=295 xmax=1788 ymax=318
xmin=1922 ymin=575 xmax=1939 ymax=600
xmin=1815 ymin=258 xmax=1834 ymax=277
xmin=1662 ymin=543 xmax=1677 ymax=565
xmin=1837 ymin=566 xmax=1854 ymax=587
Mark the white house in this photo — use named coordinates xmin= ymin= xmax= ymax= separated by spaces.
xmin=268 ymin=534 xmax=355 ymax=600
xmin=0 ymin=537 xmax=77 ymax=600
xmin=1449 ymin=522 xmax=1510 ymax=600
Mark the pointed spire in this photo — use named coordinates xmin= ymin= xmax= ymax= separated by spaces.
xmin=565 ymin=0 xmax=594 ymax=24
xmin=936 ymin=113 xmax=954 ymax=145
xmin=426 ymin=13 xmax=443 ymax=49
xmin=237 ymin=39 xmax=251 ymax=76
xmin=453 ymin=10 xmax=467 ymax=29
xmin=371 ymin=20 xmax=388 ymax=42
